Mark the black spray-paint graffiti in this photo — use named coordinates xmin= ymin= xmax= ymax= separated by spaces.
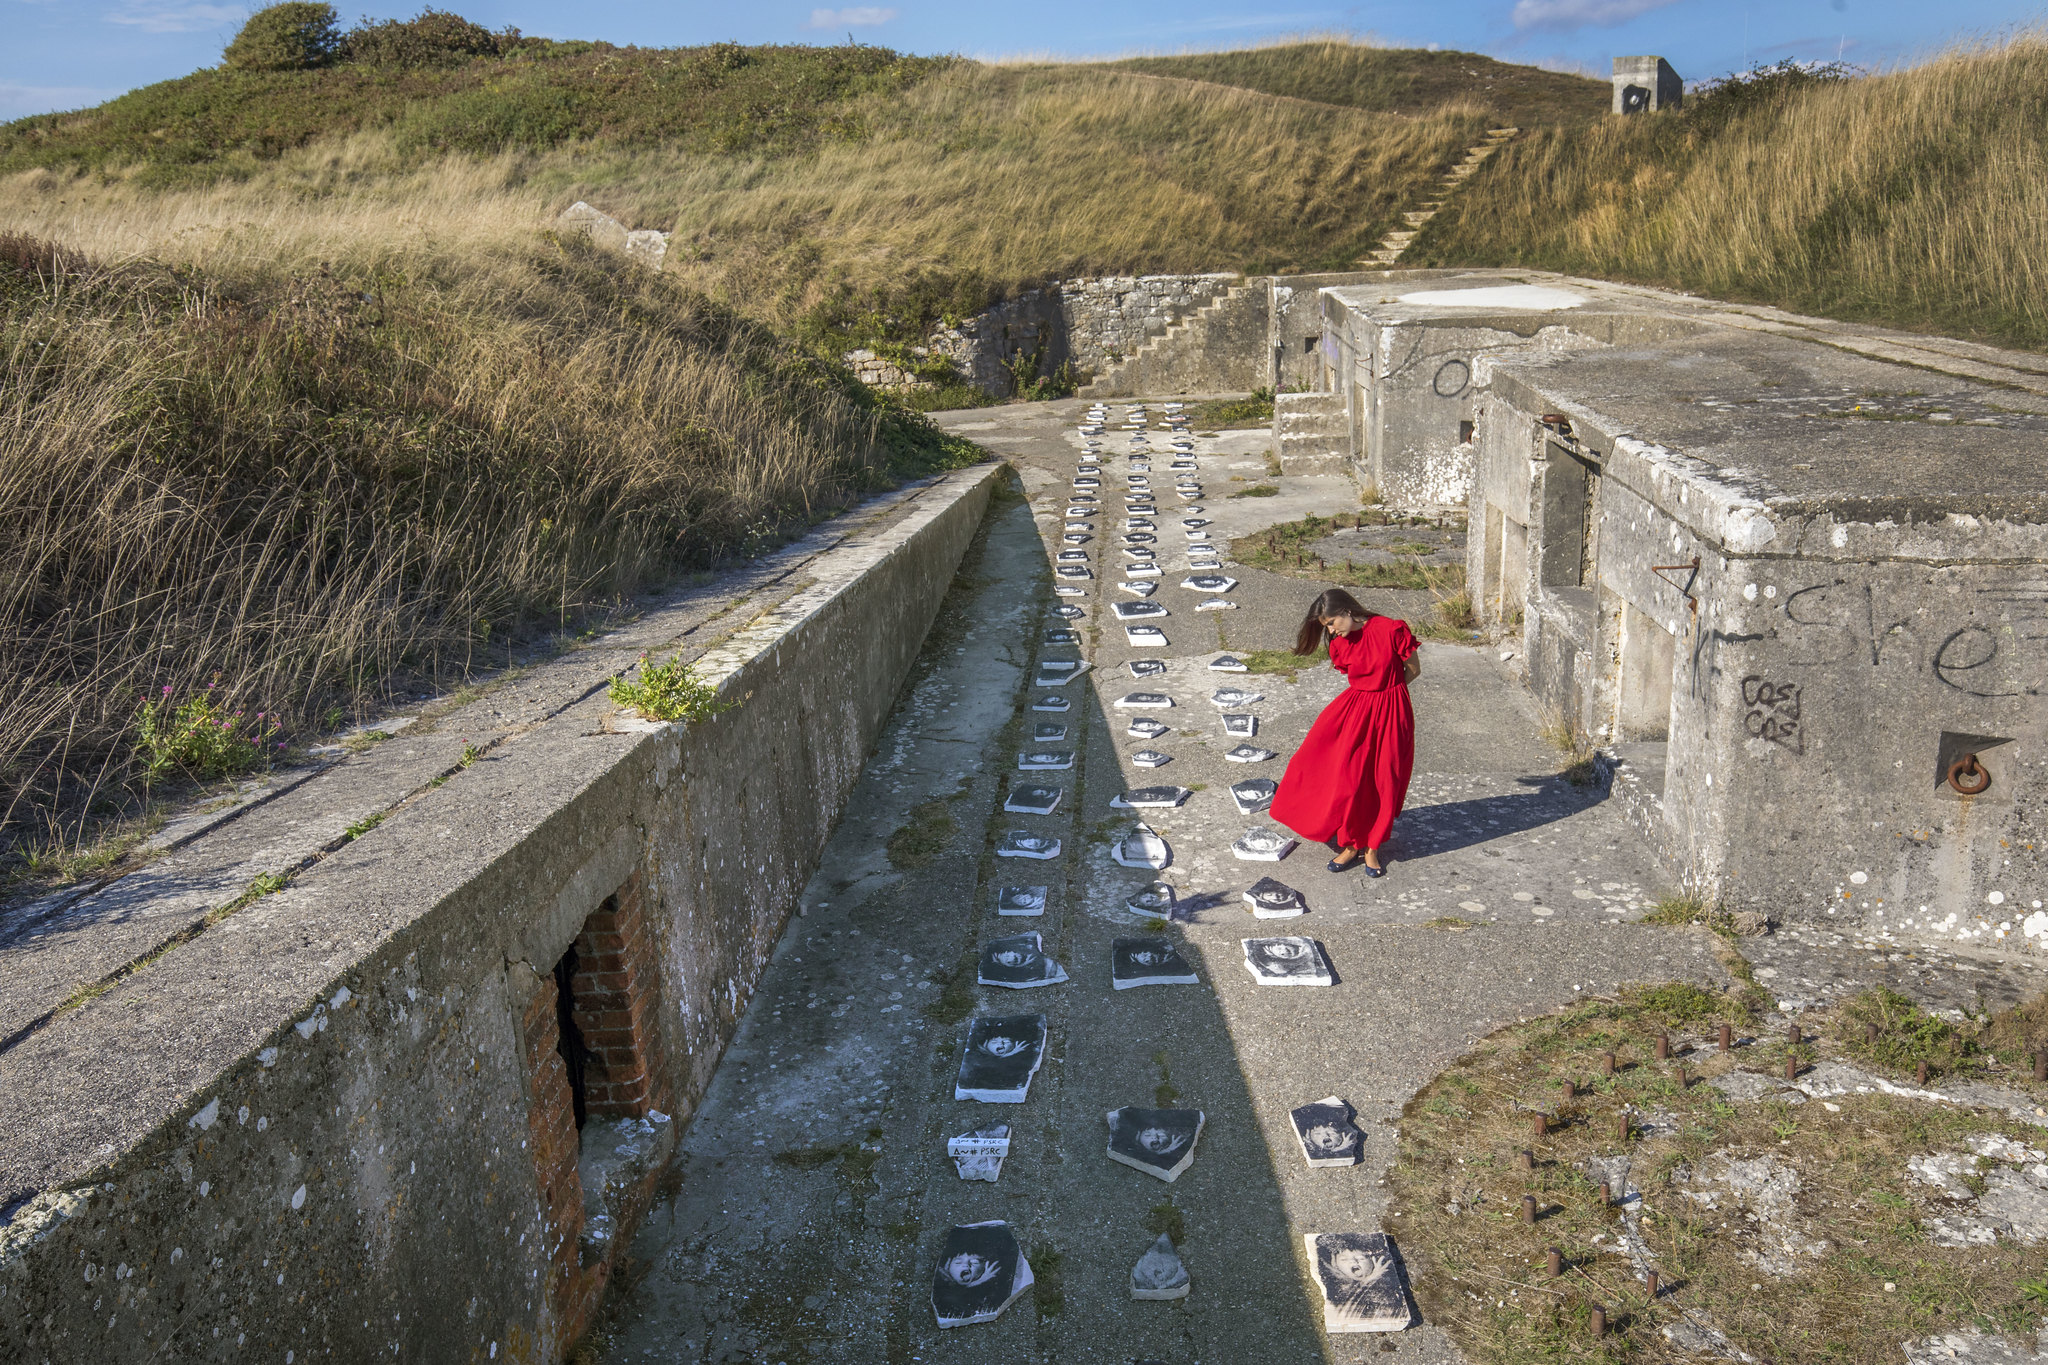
xmin=1740 ymin=676 xmax=1804 ymax=755
xmin=1774 ymin=578 xmax=2040 ymax=697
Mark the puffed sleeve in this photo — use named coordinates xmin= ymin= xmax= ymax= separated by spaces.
xmin=1387 ymin=618 xmax=1418 ymax=663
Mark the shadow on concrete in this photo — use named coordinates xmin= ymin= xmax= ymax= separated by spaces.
xmin=1389 ymin=777 xmax=1606 ymax=860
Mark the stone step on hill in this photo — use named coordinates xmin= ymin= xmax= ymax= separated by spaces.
xmin=1363 ymin=126 xmax=1519 ymax=267
xmin=1272 ymin=389 xmax=1350 ymax=473
xmin=1077 ymin=281 xmax=1265 ymax=399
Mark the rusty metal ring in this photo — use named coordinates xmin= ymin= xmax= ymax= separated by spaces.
xmin=1948 ymin=753 xmax=1991 ymax=796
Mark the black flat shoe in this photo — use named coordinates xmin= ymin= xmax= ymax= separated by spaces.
xmin=1361 ymin=863 xmax=1385 ymax=878
xmin=1328 ymin=853 xmax=1360 ymax=873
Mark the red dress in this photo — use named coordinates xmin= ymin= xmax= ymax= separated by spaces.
xmin=1270 ymin=616 xmax=1417 ymax=852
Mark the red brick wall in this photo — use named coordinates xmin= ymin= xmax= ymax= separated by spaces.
xmin=566 ymin=876 xmax=671 ymax=1120
xmin=519 ymin=971 xmax=586 ymax=1331
xmin=519 ymin=870 xmax=672 ymax=1356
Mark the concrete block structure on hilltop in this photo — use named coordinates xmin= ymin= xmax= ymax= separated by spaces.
xmin=1299 ymin=270 xmax=2047 ymax=924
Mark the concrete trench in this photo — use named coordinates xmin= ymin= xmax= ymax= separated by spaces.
xmin=587 ymin=398 xmax=2048 ymax=1365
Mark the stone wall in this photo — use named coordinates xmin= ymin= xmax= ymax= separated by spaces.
xmin=1057 ymin=274 xmax=1239 ymax=376
xmin=0 ymin=463 xmax=1002 ymax=1364
xmin=922 ymin=290 xmax=1065 ymax=395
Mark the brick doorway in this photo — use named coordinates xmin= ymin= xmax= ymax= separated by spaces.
xmin=519 ymin=875 xmax=669 ymax=1349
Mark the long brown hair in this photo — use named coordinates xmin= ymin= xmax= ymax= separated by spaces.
xmin=1293 ymin=588 xmax=1374 ymax=655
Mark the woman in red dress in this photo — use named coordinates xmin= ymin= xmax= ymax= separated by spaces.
xmin=1269 ymin=588 xmax=1419 ymax=877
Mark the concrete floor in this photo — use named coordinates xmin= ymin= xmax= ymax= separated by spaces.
xmin=589 ymin=397 xmax=2045 ymax=1365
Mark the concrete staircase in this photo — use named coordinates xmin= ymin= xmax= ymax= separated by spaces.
xmin=1077 ymin=281 xmax=1260 ymax=398
xmin=1272 ymin=389 xmax=1350 ymax=472
xmin=1363 ymin=127 xmax=1519 ymax=267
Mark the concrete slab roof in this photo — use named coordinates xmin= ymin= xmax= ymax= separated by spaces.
xmin=1321 ymin=269 xmax=1721 ymax=341
xmin=1488 ymin=326 xmax=2048 ymax=522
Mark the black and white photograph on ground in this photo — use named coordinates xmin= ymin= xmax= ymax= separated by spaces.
xmin=1126 ymin=717 xmax=1170 ymax=739
xmin=1131 ymin=750 xmax=1173 ymax=768
xmin=1042 ymin=628 xmax=1079 ymax=645
xmin=1055 ymin=566 xmax=1092 ymax=580
xmin=1119 ymin=581 xmax=1157 ymax=598
xmin=1242 ymin=937 xmax=1334 ymax=987
xmin=1129 ymin=1234 xmax=1191 ymax=1300
xmin=996 ymin=885 xmax=1047 ymax=917
xmin=932 ymin=1222 xmax=1034 ymax=1328
xmin=1053 ymin=605 xmax=1084 ymax=619
xmin=1230 ymin=779 xmax=1277 ymax=814
xmin=1053 ymin=585 xmax=1086 ymax=598
xmin=1126 ymin=881 xmax=1176 ymax=916
xmin=1031 ymin=695 xmax=1071 ymax=712
xmin=1210 ymin=687 xmax=1261 ymax=708
xmin=1208 ymin=654 xmax=1248 ymax=672
xmin=1304 ymin=1232 xmax=1413 ymax=1333
xmin=1222 ymin=714 xmax=1257 ymax=737
xmin=1105 ymin=1106 xmax=1206 ymax=1182
xmin=1034 ymin=660 xmax=1087 ymax=688
xmin=1003 ymin=784 xmax=1063 ymax=815
xmin=1017 ymin=750 xmax=1075 ymax=770
xmin=978 ymin=932 xmax=1069 ymax=989
xmin=1111 ymin=937 xmax=1200 ymax=989
xmin=1112 ymin=825 xmax=1171 ymax=868
xmin=1243 ymin=876 xmax=1307 ymax=919
xmin=995 ymin=830 xmax=1061 ymax=860
xmin=1113 ymin=600 xmax=1167 ymax=619
xmin=1126 ymin=626 xmax=1168 ymax=647
xmin=1224 ymin=744 xmax=1278 ymax=763
xmin=1290 ymin=1097 xmax=1365 ymax=1167
xmin=1115 ymin=692 xmax=1172 ymax=709
xmin=1195 ymin=598 xmax=1236 ymax=612
xmin=1125 ymin=563 xmax=1160 ymax=577
xmin=1032 ymin=723 xmax=1067 ymax=743
xmin=955 ymin=1015 xmax=1049 ymax=1103
xmin=1232 ymin=827 xmax=1297 ymax=861
xmin=949 ymin=1126 xmax=1012 ymax=1183
xmin=1127 ymin=659 xmax=1167 ymax=678
xmin=1111 ymin=786 xmax=1190 ymax=809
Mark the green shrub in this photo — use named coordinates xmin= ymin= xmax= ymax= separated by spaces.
xmin=135 ymin=683 xmax=284 ymax=782
xmin=223 ymin=3 xmax=343 ymax=72
xmin=341 ymin=9 xmax=506 ymax=68
xmin=607 ymin=652 xmax=736 ymax=724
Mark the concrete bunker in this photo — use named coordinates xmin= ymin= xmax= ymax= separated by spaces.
xmin=1468 ymin=324 xmax=2047 ymax=919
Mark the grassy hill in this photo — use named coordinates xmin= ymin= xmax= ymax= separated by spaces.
xmin=1108 ymin=40 xmax=1610 ymax=128
xmin=0 ymin=40 xmax=952 ymax=181
xmin=1410 ymin=44 xmax=2048 ymax=349
xmin=1 ymin=24 xmax=1585 ymax=879
xmin=11 ymin=19 xmax=2042 ymax=880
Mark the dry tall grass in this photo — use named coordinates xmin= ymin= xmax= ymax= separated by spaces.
xmin=0 ymin=48 xmax=1496 ymax=876
xmin=0 ymin=186 xmax=962 ymax=870
xmin=1415 ymin=37 xmax=2048 ymax=348
xmin=636 ymin=63 xmax=1489 ymax=321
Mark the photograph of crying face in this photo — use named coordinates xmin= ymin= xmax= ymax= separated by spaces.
xmin=977 ymin=932 xmax=1068 ymax=989
xmin=1289 ymin=1097 xmax=1364 ymax=1167
xmin=1110 ymin=937 xmax=1199 ymax=988
xmin=1306 ymin=1232 xmax=1411 ymax=1332
xmin=1104 ymin=1106 xmax=1206 ymax=1182
xmin=1242 ymin=936 xmax=1332 ymax=986
xmin=932 ymin=1221 xmax=1031 ymax=1328
xmin=954 ymin=1015 xmax=1049 ymax=1102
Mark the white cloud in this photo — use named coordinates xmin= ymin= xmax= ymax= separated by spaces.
xmin=0 ymin=82 xmax=123 ymax=119
xmin=1510 ymin=0 xmax=1679 ymax=33
xmin=806 ymin=6 xmax=898 ymax=27
xmin=105 ymin=2 xmax=242 ymax=34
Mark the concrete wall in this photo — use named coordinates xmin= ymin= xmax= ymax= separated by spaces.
xmin=0 ymin=463 xmax=1003 ymax=1364
xmin=1469 ymin=355 xmax=2048 ymax=922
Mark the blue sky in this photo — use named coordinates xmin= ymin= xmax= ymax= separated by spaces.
xmin=5 ymin=0 xmax=2042 ymax=120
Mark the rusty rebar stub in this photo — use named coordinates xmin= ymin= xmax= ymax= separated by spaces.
xmin=1948 ymin=753 xmax=1990 ymax=796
